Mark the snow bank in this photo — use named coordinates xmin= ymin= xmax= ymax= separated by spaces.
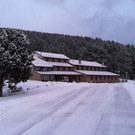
xmin=124 ymin=80 xmax=135 ymax=104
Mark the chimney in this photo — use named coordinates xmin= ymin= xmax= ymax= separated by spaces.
xmin=79 ymin=58 xmax=81 ymax=64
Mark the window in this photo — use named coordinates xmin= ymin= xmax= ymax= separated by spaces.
xmin=91 ymin=76 xmax=93 ymax=80
xmin=100 ymin=76 xmax=102 ymax=80
xmin=95 ymin=76 xmax=97 ymax=80
xmin=41 ymin=67 xmax=47 ymax=71
xmin=48 ymin=67 xmax=52 ymax=71
xmin=60 ymin=67 xmax=63 ymax=70
xmin=34 ymin=67 xmax=40 ymax=71
xmin=79 ymin=66 xmax=82 ymax=70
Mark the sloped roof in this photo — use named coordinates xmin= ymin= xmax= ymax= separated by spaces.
xmin=47 ymin=62 xmax=73 ymax=67
xmin=36 ymin=71 xmax=81 ymax=75
xmin=32 ymin=55 xmax=52 ymax=67
xmin=75 ymin=70 xmax=119 ymax=76
xmin=35 ymin=51 xmax=70 ymax=60
xmin=33 ymin=54 xmax=72 ymax=67
xmin=69 ymin=59 xmax=106 ymax=67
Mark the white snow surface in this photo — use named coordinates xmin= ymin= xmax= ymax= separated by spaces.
xmin=75 ymin=70 xmax=119 ymax=76
xmin=46 ymin=61 xmax=73 ymax=67
xmin=35 ymin=51 xmax=70 ymax=59
xmin=0 ymin=80 xmax=135 ymax=135
xmin=33 ymin=54 xmax=73 ymax=67
xmin=69 ymin=59 xmax=106 ymax=67
xmin=36 ymin=71 xmax=81 ymax=75
xmin=33 ymin=55 xmax=52 ymax=67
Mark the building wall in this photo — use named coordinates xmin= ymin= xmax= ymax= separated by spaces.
xmin=32 ymin=53 xmax=119 ymax=83
xmin=79 ymin=75 xmax=119 ymax=83
xmin=31 ymin=72 xmax=42 ymax=81
xmin=45 ymin=57 xmax=69 ymax=63
xmin=74 ymin=65 xmax=106 ymax=71
xmin=53 ymin=66 xmax=73 ymax=71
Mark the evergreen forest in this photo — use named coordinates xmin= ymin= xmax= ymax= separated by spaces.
xmin=1 ymin=28 xmax=135 ymax=79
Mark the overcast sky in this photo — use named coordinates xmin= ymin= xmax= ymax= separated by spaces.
xmin=0 ymin=0 xmax=135 ymax=44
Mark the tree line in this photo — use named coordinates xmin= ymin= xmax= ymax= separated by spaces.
xmin=1 ymin=28 xmax=135 ymax=79
xmin=22 ymin=30 xmax=135 ymax=79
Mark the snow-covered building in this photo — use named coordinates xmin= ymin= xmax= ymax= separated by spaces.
xmin=31 ymin=51 xmax=120 ymax=83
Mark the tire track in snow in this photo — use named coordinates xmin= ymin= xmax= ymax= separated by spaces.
xmin=49 ymin=84 xmax=114 ymax=135
xmin=20 ymin=85 xmax=106 ymax=135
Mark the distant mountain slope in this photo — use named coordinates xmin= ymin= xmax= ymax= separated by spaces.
xmin=1 ymin=28 xmax=135 ymax=79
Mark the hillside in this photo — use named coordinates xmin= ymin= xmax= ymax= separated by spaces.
xmin=23 ymin=30 xmax=135 ymax=79
xmin=1 ymin=28 xmax=135 ymax=79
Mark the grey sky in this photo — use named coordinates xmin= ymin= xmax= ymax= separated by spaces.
xmin=0 ymin=0 xmax=135 ymax=44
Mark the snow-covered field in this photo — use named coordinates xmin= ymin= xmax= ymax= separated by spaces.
xmin=0 ymin=80 xmax=135 ymax=135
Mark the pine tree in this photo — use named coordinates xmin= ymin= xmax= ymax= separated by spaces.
xmin=0 ymin=29 xmax=33 ymax=97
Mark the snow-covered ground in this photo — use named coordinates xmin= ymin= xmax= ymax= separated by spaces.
xmin=0 ymin=80 xmax=135 ymax=135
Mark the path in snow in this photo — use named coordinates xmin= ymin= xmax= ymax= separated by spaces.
xmin=0 ymin=82 xmax=135 ymax=135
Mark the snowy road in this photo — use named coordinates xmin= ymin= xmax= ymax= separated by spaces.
xmin=0 ymin=81 xmax=135 ymax=135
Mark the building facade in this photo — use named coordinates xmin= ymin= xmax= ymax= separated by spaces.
xmin=31 ymin=51 xmax=119 ymax=83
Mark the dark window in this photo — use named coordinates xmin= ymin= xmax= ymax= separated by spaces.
xmin=100 ymin=76 xmax=102 ymax=80
xmin=95 ymin=76 xmax=97 ymax=80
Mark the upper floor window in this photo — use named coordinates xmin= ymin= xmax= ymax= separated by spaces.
xmin=58 ymin=59 xmax=61 ymax=62
xmin=34 ymin=66 xmax=40 ymax=71
xmin=46 ymin=58 xmax=48 ymax=61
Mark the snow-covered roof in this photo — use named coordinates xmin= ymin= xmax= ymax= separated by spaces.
xmin=33 ymin=54 xmax=72 ymax=67
xmin=69 ymin=59 xmax=106 ymax=67
xmin=36 ymin=71 xmax=81 ymax=75
xmin=35 ymin=51 xmax=70 ymax=60
xmin=75 ymin=70 xmax=119 ymax=76
xmin=32 ymin=55 xmax=52 ymax=67
xmin=47 ymin=62 xmax=73 ymax=67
